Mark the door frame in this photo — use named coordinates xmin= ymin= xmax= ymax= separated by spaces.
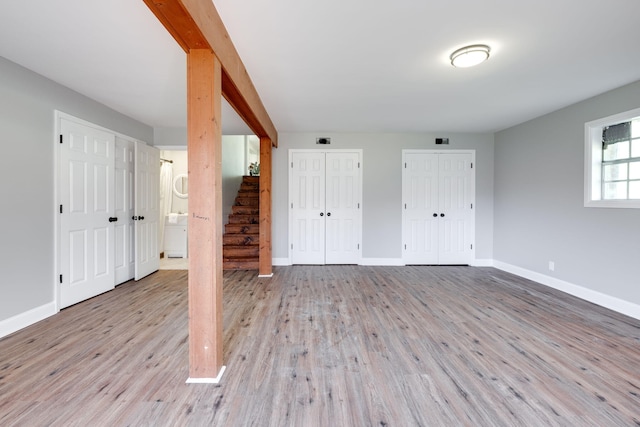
xmin=401 ymin=149 xmax=476 ymax=265
xmin=288 ymin=149 xmax=363 ymax=265
xmin=54 ymin=111 xmax=150 ymax=310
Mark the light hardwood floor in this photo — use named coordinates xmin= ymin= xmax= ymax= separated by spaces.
xmin=1 ymin=266 xmax=639 ymax=426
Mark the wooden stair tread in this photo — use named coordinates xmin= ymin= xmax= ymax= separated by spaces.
xmin=223 ymin=175 xmax=261 ymax=271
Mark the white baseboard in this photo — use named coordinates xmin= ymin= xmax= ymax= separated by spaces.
xmin=272 ymin=258 xmax=291 ymax=266
xmin=0 ymin=301 xmax=57 ymax=339
xmin=359 ymin=258 xmax=405 ymax=266
xmin=493 ymin=260 xmax=640 ymax=321
xmin=471 ymin=259 xmax=494 ymax=267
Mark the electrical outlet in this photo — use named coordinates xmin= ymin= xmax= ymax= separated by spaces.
xmin=548 ymin=261 xmax=555 ymax=271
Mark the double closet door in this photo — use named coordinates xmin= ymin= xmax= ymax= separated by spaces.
xmin=58 ymin=115 xmax=159 ymax=309
xmin=402 ymin=150 xmax=474 ymax=265
xmin=290 ymin=150 xmax=362 ymax=265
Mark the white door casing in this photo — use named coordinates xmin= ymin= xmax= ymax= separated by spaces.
xmin=290 ymin=150 xmax=362 ymax=265
xmin=59 ymin=118 xmax=116 ymax=308
xmin=114 ymin=137 xmax=135 ymax=285
xmin=402 ymin=150 xmax=474 ymax=265
xmin=134 ymin=141 xmax=160 ymax=280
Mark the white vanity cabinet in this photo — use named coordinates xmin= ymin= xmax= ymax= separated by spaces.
xmin=164 ymin=214 xmax=188 ymax=258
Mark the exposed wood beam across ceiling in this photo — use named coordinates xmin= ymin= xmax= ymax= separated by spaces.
xmin=143 ymin=0 xmax=278 ymax=146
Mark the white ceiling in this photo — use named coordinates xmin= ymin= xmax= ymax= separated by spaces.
xmin=1 ymin=0 xmax=640 ymax=135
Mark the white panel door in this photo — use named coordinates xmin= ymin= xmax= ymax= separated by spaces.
xmin=290 ymin=150 xmax=361 ymax=265
xmin=438 ymin=154 xmax=473 ymax=264
xmin=402 ymin=151 xmax=474 ymax=265
xmin=114 ymin=137 xmax=135 ymax=285
xmin=402 ymin=153 xmax=439 ymax=264
xmin=59 ymin=118 xmax=115 ymax=308
xmin=325 ymin=152 xmax=361 ymax=264
xmin=134 ymin=142 xmax=160 ymax=280
xmin=291 ymin=151 xmax=326 ymax=264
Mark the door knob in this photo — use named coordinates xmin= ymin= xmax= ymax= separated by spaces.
xmin=327 ymin=212 xmax=331 ymax=216
xmin=108 ymin=217 xmax=118 ymax=222
xmin=440 ymin=213 xmax=445 ymax=217
xmin=433 ymin=213 xmax=437 ymax=217
xmin=139 ymin=216 xmax=145 ymax=220
xmin=320 ymin=212 xmax=324 ymax=216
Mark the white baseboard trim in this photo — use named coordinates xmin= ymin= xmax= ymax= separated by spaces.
xmin=0 ymin=301 xmax=57 ymax=339
xmin=258 ymin=273 xmax=274 ymax=278
xmin=493 ymin=261 xmax=640 ymax=321
xmin=186 ymin=366 xmax=226 ymax=384
xmin=359 ymin=258 xmax=405 ymax=266
xmin=471 ymin=259 xmax=494 ymax=267
xmin=272 ymin=258 xmax=291 ymax=266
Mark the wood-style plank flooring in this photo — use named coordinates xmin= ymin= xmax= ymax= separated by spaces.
xmin=1 ymin=266 xmax=639 ymax=426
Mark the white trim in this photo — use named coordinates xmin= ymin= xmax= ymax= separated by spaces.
xmin=584 ymin=107 xmax=640 ymax=208
xmin=258 ymin=273 xmax=274 ymax=278
xmin=494 ymin=261 xmax=640 ymax=320
xmin=0 ymin=302 xmax=57 ymax=339
xmin=273 ymin=258 xmax=291 ymax=266
xmin=186 ymin=366 xmax=226 ymax=384
xmin=359 ymin=258 xmax=405 ymax=266
xmin=471 ymin=258 xmax=494 ymax=267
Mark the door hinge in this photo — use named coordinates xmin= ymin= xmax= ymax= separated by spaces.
xmin=291 ymin=202 xmax=293 ymax=209
xmin=59 ymin=204 xmax=63 ymax=214
xmin=357 ymin=244 xmax=360 ymax=250
xmin=291 ymin=162 xmax=293 ymax=168
xmin=358 ymin=162 xmax=360 ymax=168
xmin=358 ymin=203 xmax=360 ymax=209
xmin=404 ymin=162 xmax=407 ymax=168
xmin=471 ymin=203 xmax=473 ymax=209
xmin=470 ymin=244 xmax=473 ymax=250
xmin=59 ymin=135 xmax=63 ymax=144
xmin=404 ymin=203 xmax=407 ymax=209
xmin=404 ymin=244 xmax=407 ymax=250
xmin=470 ymin=162 xmax=473 ymax=169
xmin=59 ymin=274 xmax=63 ymax=284
xmin=291 ymin=244 xmax=293 ymax=250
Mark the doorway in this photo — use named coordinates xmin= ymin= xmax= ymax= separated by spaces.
xmin=289 ymin=149 xmax=362 ymax=265
xmin=402 ymin=150 xmax=475 ymax=265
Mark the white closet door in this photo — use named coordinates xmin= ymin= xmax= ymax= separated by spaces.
xmin=325 ymin=152 xmax=360 ymax=264
xmin=59 ymin=118 xmax=115 ymax=308
xmin=438 ymin=153 xmax=473 ymax=264
xmin=114 ymin=137 xmax=135 ymax=285
xmin=402 ymin=151 xmax=474 ymax=265
xmin=291 ymin=151 xmax=326 ymax=264
xmin=134 ymin=142 xmax=160 ymax=280
xmin=402 ymin=152 xmax=439 ymax=264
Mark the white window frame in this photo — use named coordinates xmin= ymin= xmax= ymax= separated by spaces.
xmin=584 ymin=107 xmax=640 ymax=208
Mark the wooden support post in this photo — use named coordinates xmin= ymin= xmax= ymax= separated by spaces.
xmin=186 ymin=49 xmax=225 ymax=383
xmin=259 ymin=137 xmax=273 ymax=277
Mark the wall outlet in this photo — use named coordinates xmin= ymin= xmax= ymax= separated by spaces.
xmin=548 ymin=261 xmax=555 ymax=271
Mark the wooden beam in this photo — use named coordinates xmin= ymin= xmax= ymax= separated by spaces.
xmin=143 ymin=0 xmax=278 ymax=146
xmin=258 ymin=137 xmax=273 ymax=276
xmin=186 ymin=49 xmax=224 ymax=382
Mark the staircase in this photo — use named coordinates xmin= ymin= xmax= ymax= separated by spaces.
xmin=223 ymin=175 xmax=259 ymax=270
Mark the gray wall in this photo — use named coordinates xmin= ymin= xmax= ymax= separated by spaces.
xmin=0 ymin=56 xmax=153 ymax=322
xmin=494 ymin=80 xmax=640 ymax=305
xmin=272 ymin=132 xmax=495 ymax=261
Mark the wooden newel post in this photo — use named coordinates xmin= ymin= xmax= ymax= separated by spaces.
xmin=186 ymin=49 xmax=225 ymax=383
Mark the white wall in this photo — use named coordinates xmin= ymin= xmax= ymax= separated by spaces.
xmin=494 ymin=80 xmax=640 ymax=308
xmin=0 ymin=56 xmax=153 ymax=328
xmin=272 ymin=132 xmax=495 ymax=263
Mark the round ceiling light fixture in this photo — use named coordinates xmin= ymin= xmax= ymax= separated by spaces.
xmin=450 ymin=44 xmax=491 ymax=68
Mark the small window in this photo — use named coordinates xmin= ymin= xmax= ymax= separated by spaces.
xmin=585 ymin=108 xmax=640 ymax=208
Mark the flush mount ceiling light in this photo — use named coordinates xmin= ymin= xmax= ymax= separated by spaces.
xmin=450 ymin=44 xmax=491 ymax=68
